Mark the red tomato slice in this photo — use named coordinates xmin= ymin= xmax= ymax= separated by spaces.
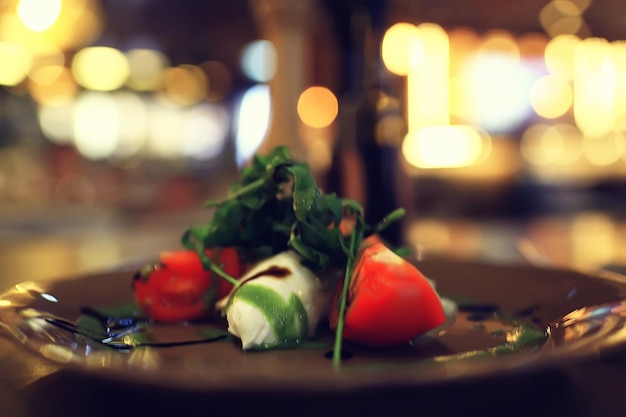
xmin=329 ymin=239 xmax=445 ymax=347
xmin=132 ymin=248 xmax=242 ymax=322
xmin=160 ymin=247 xmax=241 ymax=299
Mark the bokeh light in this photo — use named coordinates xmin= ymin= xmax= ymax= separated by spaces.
xmin=72 ymin=46 xmax=130 ymax=91
xmin=0 ymin=0 xmax=104 ymax=52
xmin=612 ymin=41 xmax=626 ymax=130
xmin=529 ymin=74 xmax=573 ymax=119
xmin=448 ymin=28 xmax=480 ymax=76
xmin=240 ymin=39 xmax=277 ymax=83
xmin=297 ymin=86 xmax=338 ymax=128
xmin=72 ymin=92 xmax=119 ymax=160
xmin=38 ymin=98 xmax=74 ymax=145
xmin=112 ymin=91 xmax=147 ymax=158
xmin=146 ymin=100 xmax=186 ymax=158
xmin=520 ymin=123 xmax=583 ymax=167
xmin=235 ymin=84 xmax=271 ymax=166
xmin=545 ymin=34 xmax=579 ymax=80
xmin=459 ymin=53 xmax=535 ymax=132
xmin=382 ymin=22 xmax=422 ymax=76
xmin=407 ymin=23 xmax=449 ymax=130
xmin=161 ymin=65 xmax=207 ymax=106
xmin=540 ymin=0 xmax=587 ymax=37
xmin=573 ymin=37 xmax=615 ymax=138
xmin=17 ymin=0 xmax=62 ymax=32
xmin=181 ymin=104 xmax=229 ymax=160
xmin=402 ymin=125 xmax=488 ymax=169
xmin=571 ymin=212 xmax=617 ymax=268
xmin=28 ymin=66 xmax=77 ymax=104
xmin=126 ymin=48 xmax=168 ymax=91
xmin=583 ymin=132 xmax=625 ymax=166
xmin=0 ymin=42 xmax=31 ymax=86
xmin=518 ymin=32 xmax=549 ymax=58
xmin=28 ymin=46 xmax=65 ymax=84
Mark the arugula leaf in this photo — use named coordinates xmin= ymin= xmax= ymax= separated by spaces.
xmin=182 ymin=145 xmax=369 ymax=273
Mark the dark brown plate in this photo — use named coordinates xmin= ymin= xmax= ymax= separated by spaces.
xmin=3 ymin=259 xmax=626 ymax=416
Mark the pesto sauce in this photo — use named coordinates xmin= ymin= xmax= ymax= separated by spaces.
xmin=226 ymin=283 xmax=309 ymax=350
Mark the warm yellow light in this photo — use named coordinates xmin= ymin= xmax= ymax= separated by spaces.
xmin=29 ymin=64 xmax=64 ymax=85
xmin=545 ymin=34 xmax=580 ymax=80
xmin=449 ymin=74 xmax=473 ymax=121
xmin=0 ymin=42 xmax=31 ymax=86
xmin=570 ymin=0 xmax=592 ymax=12
xmin=161 ymin=65 xmax=207 ymax=106
xmin=518 ymin=32 xmax=549 ymax=58
xmin=297 ymin=86 xmax=338 ymax=128
xmin=540 ymin=0 xmax=584 ymax=37
xmin=126 ymin=48 xmax=168 ymax=91
xmin=583 ymin=132 xmax=625 ymax=166
xmin=17 ymin=0 xmax=62 ymax=32
xmin=28 ymin=66 xmax=77 ymax=104
xmin=553 ymin=0 xmax=585 ymax=15
xmin=381 ymin=23 xmax=421 ymax=76
xmin=407 ymin=23 xmax=449 ymax=130
xmin=530 ymin=75 xmax=573 ymax=119
xmin=520 ymin=123 xmax=583 ymax=167
xmin=50 ymin=0 xmax=104 ymax=50
xmin=28 ymin=47 xmax=64 ymax=84
xmin=402 ymin=125 xmax=486 ymax=169
xmin=448 ymin=28 xmax=480 ymax=76
xmin=72 ymin=47 xmax=130 ymax=91
xmin=479 ymin=30 xmax=520 ymax=61
xmin=573 ymin=38 xmax=615 ymax=138
xmin=407 ymin=219 xmax=452 ymax=254
xmin=548 ymin=16 xmax=583 ymax=38
xmin=1 ymin=0 xmax=103 ymax=51
xmin=612 ymin=41 xmax=626 ymax=130
xmin=540 ymin=1 xmax=564 ymax=33
xmin=571 ymin=212 xmax=616 ymax=269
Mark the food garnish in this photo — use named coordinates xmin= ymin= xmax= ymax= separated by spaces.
xmin=132 ymin=146 xmax=446 ymax=367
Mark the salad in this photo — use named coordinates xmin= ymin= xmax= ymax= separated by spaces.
xmin=132 ymin=146 xmax=451 ymax=367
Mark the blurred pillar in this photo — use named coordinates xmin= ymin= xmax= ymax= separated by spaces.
xmin=249 ymin=0 xmax=315 ymax=161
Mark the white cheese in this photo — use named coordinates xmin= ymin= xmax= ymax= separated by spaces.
xmin=216 ymin=250 xmax=328 ymax=350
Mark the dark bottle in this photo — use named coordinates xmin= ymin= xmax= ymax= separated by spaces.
xmin=325 ymin=0 xmax=404 ymax=247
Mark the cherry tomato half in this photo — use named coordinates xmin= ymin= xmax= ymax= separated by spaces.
xmin=132 ymin=248 xmax=242 ymax=322
xmin=329 ymin=239 xmax=445 ymax=347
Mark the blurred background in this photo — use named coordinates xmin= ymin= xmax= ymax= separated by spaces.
xmin=2 ymin=0 xmax=626 ymax=287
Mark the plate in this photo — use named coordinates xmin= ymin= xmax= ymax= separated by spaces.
xmin=3 ymin=259 xmax=626 ymax=415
